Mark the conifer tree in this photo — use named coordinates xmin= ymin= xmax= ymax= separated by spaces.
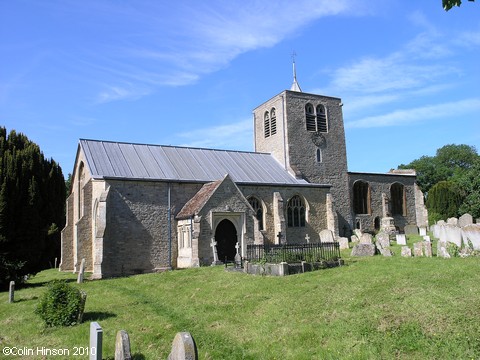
xmin=0 ymin=127 xmax=66 ymax=287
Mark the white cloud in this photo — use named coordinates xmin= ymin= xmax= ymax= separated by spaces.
xmin=346 ymin=98 xmax=480 ymax=128
xmin=175 ymin=118 xmax=253 ymax=151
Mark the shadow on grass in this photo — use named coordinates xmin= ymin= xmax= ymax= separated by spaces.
xmin=83 ymin=311 xmax=116 ymax=322
xmin=14 ymin=296 xmax=39 ymax=303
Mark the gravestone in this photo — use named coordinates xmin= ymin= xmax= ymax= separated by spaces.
xmin=304 ymin=234 xmax=310 ymax=243
xmin=338 ymin=237 xmax=349 ymax=250
xmin=376 ymin=232 xmax=390 ymax=248
xmin=413 ymin=242 xmax=423 ymax=257
xmin=419 ymin=227 xmax=427 ymax=236
xmin=115 ymin=330 xmax=132 ymax=360
xmin=437 ymin=241 xmax=451 ymax=259
xmin=380 ymin=217 xmax=396 ymax=234
xmin=54 ymin=257 xmax=58 ymax=269
xmin=78 ymin=291 xmax=87 ymax=323
xmin=359 ymin=233 xmax=373 ymax=244
xmin=350 ymin=235 xmax=359 ymax=244
xmin=90 ymin=322 xmax=103 ymax=360
xmin=234 ymin=242 xmax=242 ymax=268
xmin=319 ymin=229 xmax=335 ymax=243
xmin=210 ymin=238 xmax=221 ymax=265
xmin=462 ymin=224 xmax=480 ymax=250
xmin=447 ymin=217 xmax=458 ymax=226
xmin=168 ymin=332 xmax=198 ymax=360
xmin=423 ymin=235 xmax=431 ymax=242
xmin=401 ymin=246 xmax=412 ymax=257
xmin=404 ymin=225 xmax=419 ymax=235
xmin=396 ymin=234 xmax=407 ymax=245
xmin=458 ymin=213 xmax=473 ymax=228
xmin=8 ymin=281 xmax=14 ymax=303
xmin=77 ymin=258 xmax=86 ymax=284
xmin=351 ymin=243 xmax=375 ymax=257
xmin=443 ymin=225 xmax=462 ymax=247
xmin=437 ymin=220 xmax=446 ymax=226
xmin=423 ymin=241 xmax=432 ymax=257
xmin=353 ymin=229 xmax=363 ymax=239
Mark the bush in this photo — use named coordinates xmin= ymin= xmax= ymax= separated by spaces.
xmin=35 ymin=280 xmax=83 ymax=327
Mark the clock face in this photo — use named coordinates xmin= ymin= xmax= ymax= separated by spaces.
xmin=311 ymin=132 xmax=326 ymax=147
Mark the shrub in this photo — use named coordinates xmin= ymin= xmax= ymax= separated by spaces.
xmin=35 ymin=280 xmax=83 ymax=327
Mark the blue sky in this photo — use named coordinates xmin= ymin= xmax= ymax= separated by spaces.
xmin=1 ymin=0 xmax=479 ymax=176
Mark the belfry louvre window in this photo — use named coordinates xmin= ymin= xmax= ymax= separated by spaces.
xmin=264 ymin=111 xmax=270 ymax=138
xmin=270 ymin=108 xmax=277 ymax=135
xmin=353 ymin=181 xmax=370 ymax=215
xmin=305 ymin=104 xmax=316 ymax=132
xmin=391 ymin=183 xmax=406 ymax=216
xmin=287 ymin=195 xmax=306 ymax=228
xmin=248 ymin=196 xmax=264 ymax=230
xmin=316 ymin=105 xmax=327 ymax=132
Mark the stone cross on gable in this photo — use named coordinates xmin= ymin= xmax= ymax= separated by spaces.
xmin=305 ymin=234 xmax=310 ymax=243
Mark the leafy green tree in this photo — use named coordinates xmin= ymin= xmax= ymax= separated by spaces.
xmin=426 ymin=181 xmax=464 ymax=222
xmin=444 ymin=0 xmax=475 ymax=11
xmin=458 ymin=159 xmax=480 ymax=218
xmin=0 ymin=128 xmax=66 ymax=288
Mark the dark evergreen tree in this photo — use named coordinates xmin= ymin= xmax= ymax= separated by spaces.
xmin=426 ymin=181 xmax=464 ymax=223
xmin=0 ymin=128 xmax=66 ymax=288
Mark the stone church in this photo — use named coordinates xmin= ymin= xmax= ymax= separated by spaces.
xmin=60 ymin=72 xmax=427 ymax=278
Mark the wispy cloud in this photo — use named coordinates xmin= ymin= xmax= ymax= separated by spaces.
xmin=80 ymin=0 xmax=360 ymax=103
xmin=346 ymin=98 xmax=480 ymax=128
xmin=174 ymin=118 xmax=253 ymax=151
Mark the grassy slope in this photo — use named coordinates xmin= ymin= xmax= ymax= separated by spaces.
xmin=1 ymin=252 xmax=480 ymax=359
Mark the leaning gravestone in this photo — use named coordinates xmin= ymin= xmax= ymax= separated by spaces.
xmin=77 ymin=258 xmax=86 ymax=284
xmin=78 ymin=291 xmax=87 ymax=323
xmin=404 ymin=225 xmax=419 ymax=235
xmin=458 ymin=213 xmax=473 ymax=228
xmin=115 ymin=330 xmax=132 ymax=360
xmin=351 ymin=243 xmax=376 ymax=257
xmin=350 ymin=235 xmax=359 ymax=244
xmin=353 ymin=229 xmax=363 ymax=239
xmin=168 ymin=332 xmax=198 ymax=360
xmin=396 ymin=234 xmax=407 ymax=245
xmin=444 ymin=225 xmax=462 ymax=247
xmin=401 ymin=246 xmax=412 ymax=257
xmin=375 ymin=232 xmax=392 ymax=256
xmin=319 ymin=229 xmax=335 ymax=243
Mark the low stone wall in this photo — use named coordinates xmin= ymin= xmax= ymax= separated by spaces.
xmin=244 ymin=259 xmax=342 ymax=276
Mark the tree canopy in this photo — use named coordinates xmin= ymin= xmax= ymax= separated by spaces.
xmin=398 ymin=143 xmax=480 ymax=220
xmin=0 ymin=128 xmax=66 ymax=287
xmin=443 ymin=0 xmax=476 ymax=11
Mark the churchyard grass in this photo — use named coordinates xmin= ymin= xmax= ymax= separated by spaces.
xmin=1 ymin=249 xmax=480 ymax=359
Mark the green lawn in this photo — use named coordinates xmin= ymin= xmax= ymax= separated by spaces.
xmin=1 ymin=250 xmax=480 ymax=359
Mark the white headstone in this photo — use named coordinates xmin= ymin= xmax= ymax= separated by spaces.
xmin=458 ymin=213 xmax=473 ymax=228
xmin=462 ymin=224 xmax=480 ymax=250
xmin=8 ymin=281 xmax=14 ymax=303
xmin=210 ymin=238 xmax=220 ymax=265
xmin=305 ymin=234 xmax=310 ymax=243
xmin=419 ymin=227 xmax=427 ymax=236
xmin=338 ymin=237 xmax=349 ymax=250
xmin=423 ymin=235 xmax=431 ymax=242
xmin=359 ymin=233 xmax=373 ymax=244
xmin=90 ymin=322 xmax=102 ymax=360
xmin=319 ymin=229 xmax=335 ymax=243
xmin=396 ymin=234 xmax=407 ymax=245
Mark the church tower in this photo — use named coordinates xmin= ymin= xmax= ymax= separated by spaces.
xmin=253 ymin=60 xmax=352 ymax=236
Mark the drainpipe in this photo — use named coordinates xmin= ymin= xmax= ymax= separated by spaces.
xmin=168 ymin=182 xmax=172 ymax=269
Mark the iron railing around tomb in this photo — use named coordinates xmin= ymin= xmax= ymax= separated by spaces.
xmin=246 ymin=242 xmax=340 ymax=264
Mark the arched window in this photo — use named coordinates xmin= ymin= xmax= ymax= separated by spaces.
xmin=77 ymin=162 xmax=85 ymax=220
xmin=353 ymin=181 xmax=370 ymax=215
xmin=264 ymin=111 xmax=270 ymax=138
xmin=287 ymin=195 xmax=306 ymax=228
xmin=316 ymin=104 xmax=327 ymax=132
xmin=270 ymin=108 xmax=277 ymax=135
xmin=391 ymin=183 xmax=406 ymax=216
xmin=305 ymin=103 xmax=316 ymax=132
xmin=248 ymin=196 xmax=264 ymax=230
xmin=316 ymin=148 xmax=322 ymax=163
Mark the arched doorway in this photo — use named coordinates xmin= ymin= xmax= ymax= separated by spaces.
xmin=215 ymin=219 xmax=237 ymax=262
